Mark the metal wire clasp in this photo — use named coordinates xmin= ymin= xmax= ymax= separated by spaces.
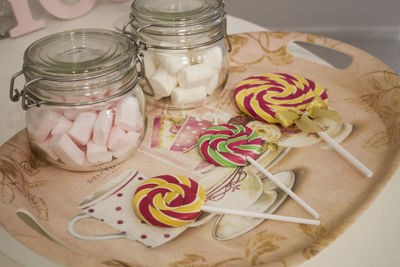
xmin=9 ymin=70 xmax=23 ymax=102
xmin=136 ymin=52 xmax=155 ymax=97
xmin=9 ymin=70 xmax=42 ymax=110
xmin=122 ymin=15 xmax=147 ymax=53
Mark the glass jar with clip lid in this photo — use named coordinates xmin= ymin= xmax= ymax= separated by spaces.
xmin=123 ymin=0 xmax=231 ymax=109
xmin=9 ymin=29 xmax=148 ymax=171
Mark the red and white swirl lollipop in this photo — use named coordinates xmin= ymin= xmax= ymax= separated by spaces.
xmin=133 ymin=174 xmax=320 ymax=227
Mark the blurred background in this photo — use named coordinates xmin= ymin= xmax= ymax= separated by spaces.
xmin=225 ymin=0 xmax=400 ymax=74
xmin=2 ymin=0 xmax=399 ymax=72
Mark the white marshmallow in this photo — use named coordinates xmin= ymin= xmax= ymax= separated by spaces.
xmin=49 ymin=133 xmax=85 ymax=166
xmin=37 ymin=139 xmax=58 ymax=161
xmin=86 ymin=141 xmax=112 ymax=164
xmin=111 ymin=131 xmax=140 ymax=158
xmin=114 ymin=96 xmax=143 ymax=131
xmin=202 ymin=46 xmax=223 ymax=68
xmin=156 ymin=43 xmax=190 ymax=75
xmin=68 ymin=112 xmax=97 ymax=146
xmin=171 ymin=87 xmax=207 ymax=105
xmin=144 ymin=53 xmax=158 ymax=77
xmin=27 ymin=110 xmax=61 ymax=143
xmin=149 ymin=68 xmax=177 ymax=98
xmin=51 ymin=116 xmax=73 ymax=136
xmin=207 ymin=72 xmax=220 ymax=95
xmin=93 ymin=109 xmax=114 ymax=146
xmin=107 ymin=127 xmax=129 ymax=151
xmin=177 ymin=63 xmax=213 ymax=89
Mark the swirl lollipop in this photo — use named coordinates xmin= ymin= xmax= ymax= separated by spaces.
xmin=234 ymin=73 xmax=373 ymax=178
xmin=198 ymin=123 xmax=320 ymax=219
xmin=234 ymin=73 xmax=328 ymax=123
xmin=198 ymin=123 xmax=262 ymax=167
xmin=133 ymin=175 xmax=205 ymax=227
xmin=134 ymin=175 xmax=320 ymax=227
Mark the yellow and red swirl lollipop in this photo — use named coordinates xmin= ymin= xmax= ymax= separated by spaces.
xmin=133 ymin=175 xmax=205 ymax=227
xmin=234 ymin=73 xmax=328 ymax=123
xmin=133 ymin=174 xmax=320 ymax=226
xmin=234 ymin=73 xmax=373 ymax=178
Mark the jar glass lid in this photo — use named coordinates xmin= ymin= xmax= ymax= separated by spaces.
xmin=131 ymin=0 xmax=223 ymax=24
xmin=23 ymin=29 xmax=134 ymax=79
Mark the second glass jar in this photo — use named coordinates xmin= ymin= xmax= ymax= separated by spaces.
xmin=126 ymin=0 xmax=230 ymax=109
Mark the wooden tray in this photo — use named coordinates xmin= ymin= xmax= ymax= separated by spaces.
xmin=1 ymin=31 xmax=399 ymax=267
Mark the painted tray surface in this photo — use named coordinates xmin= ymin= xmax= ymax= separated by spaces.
xmin=0 ymin=31 xmax=399 ymax=267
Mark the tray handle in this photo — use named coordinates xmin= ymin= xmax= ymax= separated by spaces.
xmin=68 ymin=213 xmax=126 ymax=241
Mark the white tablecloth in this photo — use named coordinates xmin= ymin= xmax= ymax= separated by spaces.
xmin=0 ymin=2 xmax=399 ymax=266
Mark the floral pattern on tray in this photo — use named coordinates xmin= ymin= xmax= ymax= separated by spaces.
xmin=0 ymin=31 xmax=399 ymax=267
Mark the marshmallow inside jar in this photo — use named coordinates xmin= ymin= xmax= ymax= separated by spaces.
xmin=14 ymin=29 xmax=146 ymax=171
xmin=127 ymin=0 xmax=230 ymax=109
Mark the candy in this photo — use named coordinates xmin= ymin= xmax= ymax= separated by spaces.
xmin=92 ymin=109 xmax=114 ymax=146
xmin=202 ymin=46 xmax=223 ymax=68
xmin=37 ymin=138 xmax=58 ymax=161
xmin=63 ymin=109 xmax=82 ymax=121
xmin=206 ymin=72 xmax=219 ymax=95
xmin=149 ymin=68 xmax=178 ymax=99
xmin=234 ymin=73 xmax=373 ymax=177
xmin=107 ymin=127 xmax=129 ymax=151
xmin=68 ymin=111 xmax=97 ymax=146
xmin=177 ymin=63 xmax=213 ymax=89
xmin=143 ymin=53 xmax=158 ymax=77
xmin=233 ymin=73 xmax=328 ymax=123
xmin=27 ymin=110 xmax=61 ymax=143
xmin=198 ymin=123 xmax=320 ymax=218
xmin=28 ymin=94 xmax=144 ymax=169
xmin=111 ymin=131 xmax=141 ymax=158
xmin=133 ymin=175 xmax=205 ymax=227
xmin=49 ymin=133 xmax=86 ymax=166
xmin=51 ymin=115 xmax=73 ymax=136
xmin=134 ymin=174 xmax=320 ymax=226
xmin=144 ymin=45 xmax=224 ymax=103
xmin=171 ymin=87 xmax=207 ymax=106
xmin=197 ymin=124 xmax=262 ymax=167
xmin=157 ymin=51 xmax=190 ymax=75
xmin=86 ymin=141 xmax=112 ymax=164
xmin=114 ymin=96 xmax=142 ymax=131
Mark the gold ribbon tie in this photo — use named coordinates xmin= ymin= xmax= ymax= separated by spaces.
xmin=275 ymin=96 xmax=341 ymax=134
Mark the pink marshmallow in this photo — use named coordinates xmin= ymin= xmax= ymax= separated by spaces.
xmin=111 ymin=131 xmax=141 ymax=158
xmin=114 ymin=96 xmax=143 ymax=131
xmin=68 ymin=112 xmax=97 ymax=145
xmin=127 ymin=130 xmax=141 ymax=143
xmin=49 ymin=133 xmax=85 ymax=166
xmin=37 ymin=139 xmax=58 ymax=161
xmin=92 ymin=109 xmax=114 ymax=146
xmin=63 ymin=109 xmax=82 ymax=120
xmin=27 ymin=110 xmax=61 ymax=143
xmin=86 ymin=141 xmax=112 ymax=164
xmin=107 ymin=127 xmax=129 ymax=151
xmin=51 ymin=116 xmax=73 ymax=136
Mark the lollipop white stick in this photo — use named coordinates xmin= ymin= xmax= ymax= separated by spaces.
xmin=317 ymin=132 xmax=373 ymax=178
xmin=246 ymin=156 xmax=320 ymax=219
xmin=201 ymin=205 xmax=320 ymax=225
